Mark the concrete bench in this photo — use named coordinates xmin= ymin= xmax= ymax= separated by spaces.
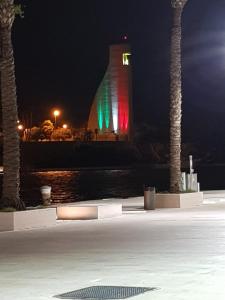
xmin=0 ymin=208 xmax=56 ymax=232
xmin=56 ymin=204 xmax=122 ymax=220
xmin=155 ymin=192 xmax=203 ymax=208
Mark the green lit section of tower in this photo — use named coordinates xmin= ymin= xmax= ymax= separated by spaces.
xmin=97 ymin=100 xmax=103 ymax=130
xmin=96 ymin=78 xmax=110 ymax=131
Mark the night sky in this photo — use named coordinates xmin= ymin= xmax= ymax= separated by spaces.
xmin=12 ymin=0 xmax=225 ymax=143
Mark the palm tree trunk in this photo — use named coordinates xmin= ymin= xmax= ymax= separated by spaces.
xmin=0 ymin=0 xmax=25 ymax=210
xmin=169 ymin=6 xmax=183 ymax=193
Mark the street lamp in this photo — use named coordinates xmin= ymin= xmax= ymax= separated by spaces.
xmin=17 ymin=124 xmax=23 ymax=131
xmin=17 ymin=124 xmax=24 ymax=140
xmin=53 ymin=110 xmax=60 ymax=127
xmin=62 ymin=124 xmax=68 ymax=129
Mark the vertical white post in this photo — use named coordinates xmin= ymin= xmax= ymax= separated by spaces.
xmin=181 ymin=172 xmax=186 ymax=191
xmin=189 ymin=155 xmax=193 ymax=174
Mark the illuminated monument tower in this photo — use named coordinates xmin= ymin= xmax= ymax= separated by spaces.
xmin=88 ymin=43 xmax=133 ymax=141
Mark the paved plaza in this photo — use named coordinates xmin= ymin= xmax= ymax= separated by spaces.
xmin=1 ymin=193 xmax=225 ymax=300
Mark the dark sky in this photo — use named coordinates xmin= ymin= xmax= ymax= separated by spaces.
xmin=12 ymin=0 xmax=225 ymax=141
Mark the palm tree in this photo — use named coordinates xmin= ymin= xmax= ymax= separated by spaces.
xmin=170 ymin=0 xmax=188 ymax=193
xmin=0 ymin=0 xmax=25 ymax=210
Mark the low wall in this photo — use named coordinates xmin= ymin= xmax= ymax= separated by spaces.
xmin=21 ymin=141 xmax=138 ymax=169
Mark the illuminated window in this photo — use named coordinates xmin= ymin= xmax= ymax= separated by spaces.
xmin=123 ymin=53 xmax=131 ymax=65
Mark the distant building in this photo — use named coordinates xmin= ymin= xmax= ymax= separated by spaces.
xmin=88 ymin=43 xmax=133 ymax=141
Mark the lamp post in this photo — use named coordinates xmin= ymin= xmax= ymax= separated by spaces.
xmin=53 ymin=110 xmax=60 ymax=127
xmin=17 ymin=124 xmax=24 ymax=141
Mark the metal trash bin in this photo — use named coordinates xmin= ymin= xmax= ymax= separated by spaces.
xmin=144 ymin=186 xmax=155 ymax=210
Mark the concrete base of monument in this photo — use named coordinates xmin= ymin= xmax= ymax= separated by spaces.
xmin=0 ymin=208 xmax=57 ymax=232
xmin=57 ymin=204 xmax=122 ymax=220
xmin=155 ymin=192 xmax=203 ymax=209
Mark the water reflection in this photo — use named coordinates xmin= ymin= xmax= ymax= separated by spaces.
xmin=20 ymin=167 xmax=169 ymax=206
xmin=21 ymin=171 xmax=80 ymax=205
xmin=2 ymin=165 xmax=225 ymax=206
xmin=35 ymin=171 xmax=80 ymax=203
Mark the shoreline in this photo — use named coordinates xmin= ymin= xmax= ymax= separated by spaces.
xmin=21 ymin=162 xmax=225 ymax=173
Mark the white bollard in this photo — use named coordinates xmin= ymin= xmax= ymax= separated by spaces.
xmin=40 ymin=186 xmax=51 ymax=205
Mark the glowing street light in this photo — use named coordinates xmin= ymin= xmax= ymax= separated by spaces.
xmin=62 ymin=124 xmax=68 ymax=129
xmin=53 ymin=110 xmax=60 ymax=127
xmin=17 ymin=124 xmax=23 ymax=131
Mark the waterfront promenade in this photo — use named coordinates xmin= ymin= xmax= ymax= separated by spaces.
xmin=1 ymin=193 xmax=225 ymax=300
